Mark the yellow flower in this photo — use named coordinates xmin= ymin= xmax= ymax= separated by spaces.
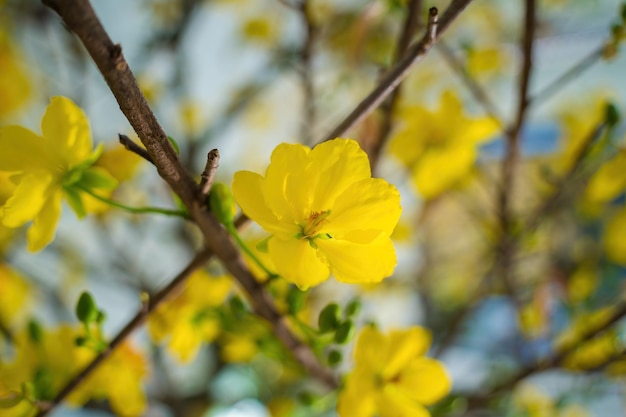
xmin=585 ymin=150 xmax=626 ymax=203
xmin=148 ymin=270 xmax=231 ymax=362
xmin=337 ymin=326 xmax=451 ymax=417
xmin=0 ymin=96 xmax=118 ymax=251
xmin=388 ymin=91 xmax=498 ymax=199
xmin=0 ymin=32 xmax=31 ymax=120
xmin=0 ymin=264 xmax=29 ymax=326
xmin=0 ymin=324 xmax=148 ymax=417
xmin=232 ymin=138 xmax=401 ymax=289
xmin=604 ymin=208 xmax=626 ymax=265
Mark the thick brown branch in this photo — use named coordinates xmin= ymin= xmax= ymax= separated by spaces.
xmin=321 ymin=0 xmax=475 ymax=142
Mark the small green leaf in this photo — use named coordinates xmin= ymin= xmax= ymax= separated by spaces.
xmin=167 ymin=136 xmax=180 ymax=154
xmin=96 ymin=310 xmax=107 ymax=324
xmin=64 ymin=187 xmax=87 ymax=219
xmin=255 ymin=236 xmax=271 ymax=253
xmin=75 ymin=336 xmax=88 ymax=347
xmin=345 ymin=299 xmax=362 ymax=318
xmin=229 ymin=296 xmax=247 ymax=317
xmin=27 ymin=320 xmax=43 ymax=344
xmin=0 ymin=391 xmax=23 ymax=409
xmin=334 ymin=320 xmax=355 ymax=344
xmin=327 ymin=349 xmax=342 ymax=366
xmin=75 ymin=291 xmax=99 ymax=324
xmin=209 ymin=182 xmax=236 ymax=226
xmin=318 ymin=303 xmax=341 ymax=333
xmin=605 ymin=102 xmax=621 ymax=127
xmin=79 ymin=167 xmax=118 ymax=190
xmin=287 ymin=286 xmax=307 ymax=315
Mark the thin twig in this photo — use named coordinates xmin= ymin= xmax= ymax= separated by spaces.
xmin=529 ymin=44 xmax=604 ymax=107
xmin=320 ymin=0 xmax=475 ymax=142
xmin=494 ymin=0 xmax=536 ymax=305
xmin=466 ymin=301 xmax=626 ymax=405
xmin=118 ymin=134 xmax=154 ymax=165
xmin=366 ymin=0 xmax=423 ymax=171
xmin=436 ymin=40 xmax=505 ymax=126
xmin=297 ymin=0 xmax=317 ymax=145
xmin=34 ymin=248 xmax=215 ymax=417
xmin=199 ymin=149 xmax=220 ymax=200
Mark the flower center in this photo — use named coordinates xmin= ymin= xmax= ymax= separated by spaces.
xmin=301 ymin=210 xmax=330 ymax=239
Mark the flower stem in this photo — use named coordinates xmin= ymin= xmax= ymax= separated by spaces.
xmin=78 ymin=186 xmax=189 ymax=218
xmin=226 ymin=225 xmax=278 ymax=280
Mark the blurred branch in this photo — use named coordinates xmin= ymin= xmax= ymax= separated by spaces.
xmin=436 ymin=40 xmax=505 ymax=126
xmin=367 ymin=0 xmax=423 ymax=171
xmin=199 ymin=149 xmax=220 ymax=201
xmin=466 ymin=301 xmax=626 ymax=407
xmin=35 ymin=247 xmax=216 ymax=417
xmin=494 ymin=0 xmax=536 ymax=305
xmin=321 ymin=0 xmax=476 ymax=142
xmin=39 ymin=2 xmax=338 ymax=416
xmin=296 ymin=0 xmax=318 ymax=144
xmin=529 ymin=44 xmax=605 ymax=107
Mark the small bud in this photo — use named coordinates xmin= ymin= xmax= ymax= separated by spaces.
xmin=334 ymin=320 xmax=355 ymax=344
xmin=297 ymin=392 xmax=315 ymax=406
xmin=621 ymin=3 xmax=626 ymax=22
xmin=229 ymin=296 xmax=247 ymax=317
xmin=27 ymin=320 xmax=43 ymax=344
xmin=611 ymin=23 xmax=624 ymax=41
xmin=327 ymin=349 xmax=342 ymax=366
xmin=345 ymin=299 xmax=362 ymax=318
xmin=287 ymin=286 xmax=307 ymax=314
xmin=605 ymin=102 xmax=621 ymax=127
xmin=75 ymin=336 xmax=88 ymax=347
xmin=96 ymin=310 xmax=107 ymax=324
xmin=318 ymin=303 xmax=341 ymax=333
xmin=75 ymin=291 xmax=99 ymax=324
xmin=209 ymin=182 xmax=236 ymax=226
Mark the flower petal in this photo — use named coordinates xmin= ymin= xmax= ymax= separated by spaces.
xmin=412 ymin=144 xmax=476 ymax=199
xmin=1 ymin=171 xmax=53 ymax=228
xmin=268 ymin=237 xmax=329 ymax=289
xmin=41 ymin=96 xmax=92 ymax=164
xmin=316 ymin=236 xmax=397 ymax=283
xmin=325 ymin=178 xmax=401 ymax=239
xmin=337 ymin=379 xmax=377 ymax=417
xmin=262 ymin=142 xmax=309 ymax=222
xmin=382 ymin=327 xmax=432 ymax=380
xmin=305 ymin=139 xmax=372 ymax=211
xmin=27 ymin=188 xmax=62 ymax=252
xmin=377 ymin=385 xmax=431 ymax=417
xmin=0 ymin=126 xmax=52 ymax=172
xmin=232 ymin=170 xmax=298 ymax=238
xmin=354 ymin=326 xmax=388 ymax=372
xmin=396 ymin=357 xmax=452 ymax=405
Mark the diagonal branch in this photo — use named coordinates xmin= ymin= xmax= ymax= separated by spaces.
xmin=320 ymin=0 xmax=476 ymax=142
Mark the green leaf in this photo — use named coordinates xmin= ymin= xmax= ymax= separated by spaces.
xmin=255 ymin=236 xmax=271 ymax=253
xmin=318 ymin=303 xmax=341 ymax=333
xmin=75 ymin=291 xmax=99 ymax=324
xmin=27 ymin=320 xmax=43 ymax=344
xmin=209 ymin=182 xmax=236 ymax=226
xmin=167 ymin=136 xmax=180 ymax=154
xmin=79 ymin=167 xmax=118 ymax=190
xmin=345 ymin=299 xmax=362 ymax=318
xmin=327 ymin=349 xmax=342 ymax=367
xmin=287 ymin=286 xmax=307 ymax=315
xmin=605 ymin=102 xmax=620 ymax=127
xmin=64 ymin=187 xmax=87 ymax=219
xmin=334 ymin=320 xmax=355 ymax=344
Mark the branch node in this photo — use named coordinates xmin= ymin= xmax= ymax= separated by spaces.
xmin=426 ymin=7 xmax=439 ymax=42
xmin=199 ymin=149 xmax=220 ymax=201
xmin=118 ymin=134 xmax=155 ymax=165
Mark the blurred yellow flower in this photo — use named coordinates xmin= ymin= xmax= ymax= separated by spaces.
xmin=604 ymin=208 xmax=626 ymax=265
xmin=0 ymin=324 xmax=147 ymax=417
xmin=466 ymin=46 xmax=506 ymax=76
xmin=148 ymin=270 xmax=231 ymax=362
xmin=0 ymin=265 xmax=29 ymax=326
xmin=513 ymin=383 xmax=590 ymax=417
xmin=0 ymin=97 xmax=118 ymax=251
xmin=337 ymin=325 xmax=451 ymax=417
xmin=585 ymin=150 xmax=626 ymax=203
xmin=388 ymin=91 xmax=498 ymax=199
xmin=0 ymin=33 xmax=31 ymax=120
xmin=241 ymin=16 xmax=278 ymax=45
xmin=233 ymin=138 xmax=401 ymax=289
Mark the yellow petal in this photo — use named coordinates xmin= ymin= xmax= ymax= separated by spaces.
xmin=232 ymin=170 xmax=298 ymax=238
xmin=604 ymin=208 xmax=626 ymax=265
xmin=585 ymin=153 xmax=626 ymax=203
xmin=396 ymin=357 xmax=451 ymax=405
xmin=377 ymin=386 xmax=431 ymax=417
xmin=354 ymin=326 xmax=388 ymax=372
xmin=27 ymin=188 xmax=62 ymax=252
xmin=268 ymin=237 xmax=329 ymax=288
xmin=1 ymin=171 xmax=53 ymax=228
xmin=306 ymin=138 xmax=372 ymax=212
xmin=0 ymin=125 xmax=53 ymax=172
xmin=316 ymin=236 xmax=397 ymax=283
xmin=41 ymin=96 xmax=92 ymax=164
xmin=325 ymin=178 xmax=401 ymax=239
xmin=337 ymin=381 xmax=377 ymax=417
xmin=382 ymin=327 xmax=432 ymax=380
xmin=262 ymin=142 xmax=309 ymax=222
xmin=412 ymin=145 xmax=476 ymax=199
